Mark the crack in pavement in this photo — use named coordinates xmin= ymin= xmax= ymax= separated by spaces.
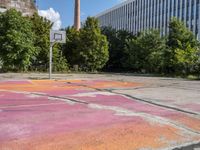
xmin=64 ymin=81 xmax=200 ymax=116
xmin=1 ymin=88 xmax=200 ymax=136
xmin=112 ymin=91 xmax=200 ymax=116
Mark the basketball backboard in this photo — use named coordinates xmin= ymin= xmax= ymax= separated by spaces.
xmin=50 ymin=30 xmax=66 ymax=43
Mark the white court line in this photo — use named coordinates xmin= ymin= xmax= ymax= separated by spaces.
xmin=0 ymin=102 xmax=67 ymax=109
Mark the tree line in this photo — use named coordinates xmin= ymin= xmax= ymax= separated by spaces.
xmin=101 ymin=18 xmax=200 ymax=75
xmin=0 ymin=9 xmax=108 ymax=72
xmin=0 ymin=9 xmax=199 ymax=76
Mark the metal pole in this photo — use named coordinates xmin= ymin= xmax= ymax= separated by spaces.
xmin=49 ymin=43 xmax=53 ymax=79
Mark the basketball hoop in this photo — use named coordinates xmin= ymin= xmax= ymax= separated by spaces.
xmin=49 ymin=30 xmax=66 ymax=79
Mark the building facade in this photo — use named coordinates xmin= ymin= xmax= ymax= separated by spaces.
xmin=96 ymin=0 xmax=200 ymax=40
xmin=0 ymin=0 xmax=37 ymax=16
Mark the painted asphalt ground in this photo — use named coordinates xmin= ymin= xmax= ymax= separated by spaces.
xmin=0 ymin=80 xmax=199 ymax=150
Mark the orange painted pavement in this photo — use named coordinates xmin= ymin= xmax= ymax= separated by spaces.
xmin=0 ymin=80 xmax=199 ymax=150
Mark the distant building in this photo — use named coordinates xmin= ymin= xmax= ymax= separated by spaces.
xmin=96 ymin=0 xmax=200 ymax=40
xmin=0 ymin=0 xmax=37 ymax=16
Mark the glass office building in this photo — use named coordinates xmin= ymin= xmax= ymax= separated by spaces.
xmin=96 ymin=0 xmax=200 ymax=40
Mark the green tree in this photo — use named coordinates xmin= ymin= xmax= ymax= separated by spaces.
xmin=174 ymin=41 xmax=199 ymax=74
xmin=30 ymin=13 xmax=52 ymax=70
xmin=101 ymin=26 xmax=135 ymax=71
xmin=30 ymin=13 xmax=68 ymax=71
xmin=52 ymin=43 xmax=69 ymax=72
xmin=79 ymin=17 xmax=109 ymax=71
xmin=164 ymin=18 xmax=199 ymax=73
xmin=64 ymin=26 xmax=81 ymax=67
xmin=64 ymin=17 xmax=109 ymax=71
xmin=125 ymin=30 xmax=165 ymax=73
xmin=0 ymin=9 xmax=36 ymax=71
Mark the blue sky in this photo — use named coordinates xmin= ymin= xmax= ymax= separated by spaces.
xmin=38 ymin=0 xmax=122 ymax=29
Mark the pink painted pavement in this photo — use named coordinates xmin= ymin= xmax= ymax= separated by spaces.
xmin=0 ymin=80 xmax=199 ymax=150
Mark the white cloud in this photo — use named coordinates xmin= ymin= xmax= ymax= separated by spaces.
xmin=38 ymin=8 xmax=61 ymax=30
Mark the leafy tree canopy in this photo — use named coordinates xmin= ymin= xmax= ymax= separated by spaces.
xmin=164 ymin=18 xmax=200 ymax=74
xmin=30 ymin=13 xmax=52 ymax=68
xmin=30 ymin=13 xmax=68 ymax=72
xmin=101 ymin=26 xmax=135 ymax=71
xmin=125 ymin=30 xmax=166 ymax=73
xmin=64 ymin=17 xmax=109 ymax=71
xmin=0 ymin=9 xmax=36 ymax=71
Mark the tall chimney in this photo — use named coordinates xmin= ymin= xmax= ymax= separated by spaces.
xmin=74 ymin=0 xmax=80 ymax=30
